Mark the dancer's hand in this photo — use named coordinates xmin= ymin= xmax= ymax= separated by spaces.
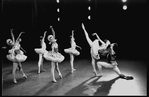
xmin=77 ymin=45 xmax=82 ymax=50
xmin=21 ymin=32 xmax=25 ymax=34
xmin=92 ymin=33 xmax=97 ymax=36
xmin=50 ymin=26 xmax=52 ymax=29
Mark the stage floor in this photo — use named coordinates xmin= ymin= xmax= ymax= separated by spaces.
xmin=2 ymin=59 xmax=147 ymax=96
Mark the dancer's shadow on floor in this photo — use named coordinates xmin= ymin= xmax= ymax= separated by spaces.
xmin=64 ymin=76 xmax=120 ymax=96
xmin=27 ymin=69 xmax=38 ymax=74
xmin=2 ymin=77 xmax=27 ymax=91
xmin=33 ymin=71 xmax=74 ymax=96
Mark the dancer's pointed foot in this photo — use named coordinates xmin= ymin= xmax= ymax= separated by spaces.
xmin=71 ymin=68 xmax=76 ymax=74
xmin=52 ymin=79 xmax=57 ymax=83
xmin=96 ymin=73 xmax=103 ymax=77
xmin=38 ymin=69 xmax=40 ymax=74
xmin=13 ymin=79 xmax=17 ymax=84
xmin=59 ymin=74 xmax=62 ymax=79
xmin=93 ymin=71 xmax=98 ymax=76
xmin=119 ymin=74 xmax=133 ymax=80
xmin=23 ymin=74 xmax=27 ymax=79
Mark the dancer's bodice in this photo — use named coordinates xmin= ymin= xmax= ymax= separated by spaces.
xmin=52 ymin=42 xmax=58 ymax=53
xmin=71 ymin=41 xmax=76 ymax=49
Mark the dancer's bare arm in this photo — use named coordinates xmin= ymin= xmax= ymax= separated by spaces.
xmin=10 ymin=29 xmax=15 ymax=44
xmin=76 ymin=45 xmax=82 ymax=50
xmin=50 ymin=26 xmax=56 ymax=39
xmin=92 ymin=33 xmax=105 ymax=45
xmin=15 ymin=32 xmax=25 ymax=43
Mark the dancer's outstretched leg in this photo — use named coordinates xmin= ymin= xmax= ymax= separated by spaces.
xmin=70 ymin=54 xmax=76 ymax=73
xmin=55 ymin=62 xmax=62 ymax=78
xmin=97 ymin=61 xmax=133 ymax=80
xmin=82 ymin=23 xmax=93 ymax=47
xmin=51 ymin=62 xmax=57 ymax=82
xmin=113 ymin=65 xmax=133 ymax=80
xmin=12 ymin=62 xmax=18 ymax=83
xmin=18 ymin=62 xmax=27 ymax=78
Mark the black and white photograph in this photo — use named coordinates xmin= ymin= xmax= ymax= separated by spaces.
xmin=2 ymin=0 xmax=147 ymax=96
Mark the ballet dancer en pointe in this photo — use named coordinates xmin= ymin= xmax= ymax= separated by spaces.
xmin=35 ymin=31 xmax=47 ymax=74
xmin=81 ymin=23 xmax=133 ymax=80
xmin=44 ymin=26 xmax=64 ymax=83
xmin=6 ymin=29 xmax=27 ymax=83
xmin=81 ymin=23 xmax=109 ymax=76
xmin=64 ymin=30 xmax=82 ymax=73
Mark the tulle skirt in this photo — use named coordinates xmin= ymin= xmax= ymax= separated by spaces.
xmin=6 ymin=54 xmax=16 ymax=62
xmin=64 ymin=48 xmax=80 ymax=55
xmin=7 ymin=54 xmax=27 ymax=62
xmin=43 ymin=51 xmax=65 ymax=63
xmin=34 ymin=48 xmax=47 ymax=54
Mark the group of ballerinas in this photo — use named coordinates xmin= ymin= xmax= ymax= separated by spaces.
xmin=5 ymin=23 xmax=133 ymax=84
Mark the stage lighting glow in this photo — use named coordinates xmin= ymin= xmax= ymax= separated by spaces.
xmin=123 ymin=5 xmax=127 ymax=10
xmin=58 ymin=17 xmax=60 ymax=21
xmin=88 ymin=6 xmax=91 ymax=10
xmin=122 ymin=0 xmax=127 ymax=3
xmin=56 ymin=0 xmax=59 ymax=3
xmin=57 ymin=8 xmax=60 ymax=12
xmin=88 ymin=15 xmax=91 ymax=20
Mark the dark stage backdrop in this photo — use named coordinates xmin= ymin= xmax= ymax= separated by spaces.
xmin=2 ymin=0 xmax=147 ymax=63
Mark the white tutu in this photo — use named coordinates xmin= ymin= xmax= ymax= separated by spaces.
xmin=6 ymin=54 xmax=16 ymax=62
xmin=34 ymin=48 xmax=47 ymax=54
xmin=64 ymin=48 xmax=80 ymax=55
xmin=43 ymin=51 xmax=65 ymax=63
xmin=15 ymin=54 xmax=27 ymax=62
xmin=6 ymin=54 xmax=27 ymax=62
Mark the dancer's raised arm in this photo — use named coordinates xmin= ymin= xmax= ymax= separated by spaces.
xmin=15 ymin=32 xmax=25 ymax=43
xmin=42 ymin=31 xmax=47 ymax=42
xmin=72 ymin=30 xmax=74 ymax=37
xmin=76 ymin=45 xmax=82 ymax=50
xmin=50 ymin=26 xmax=56 ymax=39
xmin=92 ymin=33 xmax=105 ymax=45
xmin=81 ymin=23 xmax=93 ymax=47
xmin=10 ymin=29 xmax=15 ymax=44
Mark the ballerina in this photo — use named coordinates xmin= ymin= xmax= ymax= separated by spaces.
xmin=43 ymin=26 xmax=64 ymax=82
xmin=64 ymin=30 xmax=82 ymax=73
xmin=6 ymin=29 xmax=27 ymax=83
xmin=34 ymin=31 xmax=47 ymax=74
xmin=82 ymin=23 xmax=109 ymax=76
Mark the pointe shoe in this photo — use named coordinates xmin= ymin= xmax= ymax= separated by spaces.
xmin=13 ymin=79 xmax=17 ymax=84
xmin=23 ymin=74 xmax=27 ymax=78
xmin=71 ymin=69 xmax=76 ymax=74
xmin=38 ymin=70 xmax=41 ymax=74
xmin=59 ymin=74 xmax=62 ymax=79
xmin=93 ymin=71 xmax=98 ymax=76
xmin=125 ymin=76 xmax=133 ymax=80
xmin=52 ymin=79 xmax=57 ymax=83
xmin=119 ymin=74 xmax=133 ymax=80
